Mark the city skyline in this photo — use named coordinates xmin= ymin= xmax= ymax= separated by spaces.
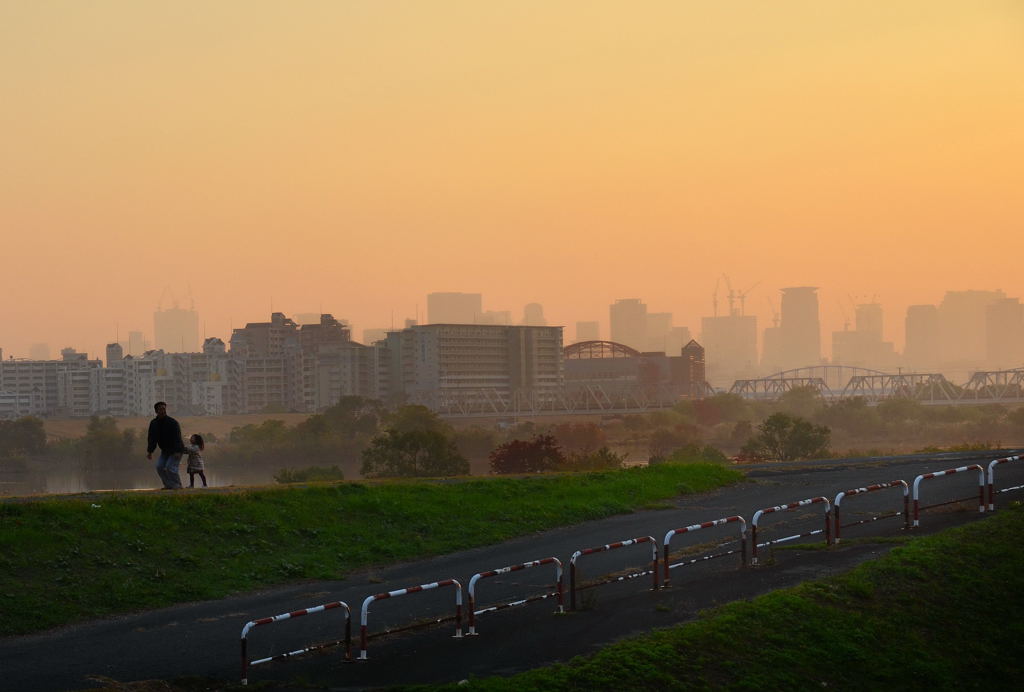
xmin=5 ymin=285 xmax=1022 ymax=371
xmin=2 ymin=2 xmax=1022 ymax=368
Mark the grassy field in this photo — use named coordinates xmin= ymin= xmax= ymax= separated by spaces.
xmin=0 ymin=463 xmax=740 ymax=636
xmin=411 ymin=504 xmax=1024 ymax=691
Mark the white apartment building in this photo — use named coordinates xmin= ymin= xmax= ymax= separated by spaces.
xmin=0 ymin=351 xmax=102 ymax=416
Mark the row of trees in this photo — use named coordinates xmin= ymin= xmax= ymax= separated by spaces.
xmin=0 ymin=415 xmax=136 ymax=467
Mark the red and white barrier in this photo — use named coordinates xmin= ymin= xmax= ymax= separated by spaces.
xmin=751 ymin=496 xmax=831 ymax=566
xmin=661 ymin=516 xmax=746 ymax=587
xmin=569 ymin=536 xmax=658 ymax=611
xmin=358 ymin=579 xmax=463 ymax=660
xmin=986 ymin=455 xmax=1023 ymax=510
xmin=911 ymin=464 xmax=985 ymax=527
xmin=833 ymin=481 xmax=909 ymax=543
xmin=467 ymin=557 xmax=563 ymax=635
xmin=240 ymin=600 xmax=351 ymax=685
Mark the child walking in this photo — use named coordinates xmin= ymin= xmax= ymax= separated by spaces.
xmin=184 ymin=434 xmax=208 ymax=488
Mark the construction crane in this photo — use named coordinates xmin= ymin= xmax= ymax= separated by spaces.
xmin=719 ymin=275 xmax=760 ymax=316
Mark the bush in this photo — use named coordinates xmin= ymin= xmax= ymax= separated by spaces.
xmin=740 ymin=413 xmax=831 ymax=461
xmin=361 ymin=429 xmax=469 ymax=478
xmin=654 ymin=444 xmax=729 ymax=465
xmin=562 ymin=447 xmax=627 ymax=471
xmin=489 ymin=435 xmax=565 ymax=474
xmin=0 ymin=417 xmax=46 ymax=458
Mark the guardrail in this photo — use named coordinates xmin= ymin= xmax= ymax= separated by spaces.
xmin=240 ymin=600 xmax=351 ymax=685
xmin=662 ymin=516 xmax=746 ymax=588
xmin=911 ymin=465 xmax=985 ymax=527
xmin=238 ymin=454 xmax=1011 ymax=673
xmin=751 ymin=496 xmax=831 ymax=566
xmin=467 ymin=557 xmax=563 ymax=635
xmin=569 ymin=536 xmax=658 ymax=610
xmin=986 ymin=455 xmax=1023 ymax=510
xmin=358 ymin=579 xmax=463 ymax=660
xmin=833 ymin=481 xmax=909 ymax=543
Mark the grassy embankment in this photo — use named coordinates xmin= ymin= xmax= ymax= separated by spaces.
xmin=0 ymin=463 xmax=740 ymax=636
xmin=413 ymin=504 xmax=1024 ymax=691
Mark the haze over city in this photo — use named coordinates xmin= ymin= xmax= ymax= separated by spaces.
xmin=2 ymin=1 xmax=1022 ymax=362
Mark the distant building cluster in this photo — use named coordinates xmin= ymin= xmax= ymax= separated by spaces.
xmin=3 ymin=286 xmax=1020 ymax=420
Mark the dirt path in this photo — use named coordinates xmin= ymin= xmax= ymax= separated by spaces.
xmin=1 ymin=451 xmax=1017 ymax=691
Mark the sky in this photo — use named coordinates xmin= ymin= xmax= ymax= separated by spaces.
xmin=1 ymin=1 xmax=1022 ymax=359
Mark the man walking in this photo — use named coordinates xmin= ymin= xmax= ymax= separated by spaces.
xmin=147 ymin=401 xmax=185 ymax=489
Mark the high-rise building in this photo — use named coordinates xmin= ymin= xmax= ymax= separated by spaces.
xmin=0 ymin=350 xmax=102 ymax=416
xmin=779 ymin=287 xmax=821 ymax=369
xmin=127 ymin=331 xmax=147 ymax=357
xmin=386 ymin=324 xmax=563 ymax=409
xmin=904 ymin=305 xmax=940 ymax=371
xmin=427 ymin=292 xmax=483 ymax=324
xmin=986 ymin=298 xmax=1024 ymax=369
xmin=701 ymin=314 xmax=758 ymax=388
xmin=522 ymin=303 xmax=546 ymax=326
xmin=830 ymin=303 xmax=897 ymax=369
xmin=645 ymin=312 xmax=673 ymax=353
xmin=609 ymin=298 xmax=647 ymax=351
xmin=666 ymin=326 xmax=692 ymax=357
xmin=938 ymin=290 xmax=1006 ymax=367
xmin=105 ymin=343 xmax=124 ymax=367
xmin=230 ymin=313 xmax=375 ymax=413
xmin=855 ymin=303 xmax=883 ymax=338
xmin=154 ymin=306 xmax=199 ymax=353
xmin=575 ymin=321 xmax=600 ymax=342
xmin=28 ymin=343 xmax=50 ymax=360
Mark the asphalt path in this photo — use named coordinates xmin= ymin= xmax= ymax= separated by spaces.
xmin=3 ymin=450 xmax=1021 ymax=691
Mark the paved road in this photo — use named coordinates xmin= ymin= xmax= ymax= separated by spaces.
xmin=2 ymin=450 xmax=1021 ymax=691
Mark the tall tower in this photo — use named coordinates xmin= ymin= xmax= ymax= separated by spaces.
xmin=609 ymin=298 xmax=647 ymax=351
xmin=986 ymin=298 xmax=1024 ymax=369
xmin=154 ymin=307 xmax=199 ymax=353
xmin=938 ymin=290 xmax=1005 ymax=366
xmin=905 ymin=305 xmax=939 ymax=370
xmin=575 ymin=321 xmax=600 ymax=342
xmin=779 ymin=287 xmax=821 ymax=369
xmin=522 ymin=303 xmax=547 ymax=326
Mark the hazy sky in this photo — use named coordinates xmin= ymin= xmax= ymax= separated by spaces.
xmin=2 ymin=1 xmax=1022 ymax=358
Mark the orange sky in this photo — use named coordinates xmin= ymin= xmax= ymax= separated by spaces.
xmin=2 ymin=1 xmax=1022 ymax=359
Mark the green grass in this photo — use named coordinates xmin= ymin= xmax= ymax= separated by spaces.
xmin=410 ymin=504 xmax=1024 ymax=691
xmin=0 ymin=463 xmax=740 ymax=636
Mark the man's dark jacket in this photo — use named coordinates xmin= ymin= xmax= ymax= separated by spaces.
xmin=147 ymin=416 xmax=185 ymax=455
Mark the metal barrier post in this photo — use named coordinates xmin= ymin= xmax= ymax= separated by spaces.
xmin=661 ymin=516 xmax=747 ymax=588
xmin=912 ymin=464 xmax=985 ymax=527
xmin=240 ymin=601 xmax=351 ymax=685
xmin=832 ymin=480 xmax=909 ymax=543
xmin=358 ymin=579 xmax=463 ymax=661
xmin=751 ymin=496 xmax=831 ymax=566
xmin=986 ymin=455 xmax=1022 ymax=511
xmin=569 ymin=536 xmax=657 ymax=611
xmin=467 ymin=557 xmax=563 ymax=635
